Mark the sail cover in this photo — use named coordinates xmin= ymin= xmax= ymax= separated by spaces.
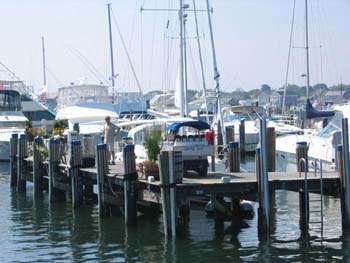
xmin=306 ymin=99 xmax=335 ymax=119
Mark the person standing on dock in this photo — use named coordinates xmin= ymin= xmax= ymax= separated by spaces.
xmin=103 ymin=116 xmax=120 ymax=165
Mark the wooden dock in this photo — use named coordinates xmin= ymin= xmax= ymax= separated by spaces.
xmin=8 ymin=119 xmax=350 ymax=240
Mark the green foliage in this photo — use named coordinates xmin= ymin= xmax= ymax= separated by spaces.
xmin=143 ymin=131 xmax=162 ymax=162
xmin=53 ymin=119 xmax=66 ymax=129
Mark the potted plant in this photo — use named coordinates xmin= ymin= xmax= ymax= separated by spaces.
xmin=142 ymin=131 xmax=162 ymax=180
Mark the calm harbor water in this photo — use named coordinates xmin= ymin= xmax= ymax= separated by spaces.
xmin=0 ymin=159 xmax=349 ymax=262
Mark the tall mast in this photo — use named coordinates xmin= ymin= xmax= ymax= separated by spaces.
xmin=205 ymin=0 xmax=226 ymax=147
xmin=193 ymin=0 xmax=209 ymax=123
xmin=41 ymin=36 xmax=47 ymax=87
xmin=107 ymin=3 xmax=115 ymax=87
xmin=305 ymin=0 xmax=310 ymax=99
xmin=183 ymin=13 xmax=189 ymax=116
xmin=179 ymin=0 xmax=185 ymax=117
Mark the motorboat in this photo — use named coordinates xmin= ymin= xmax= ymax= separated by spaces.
xmin=56 ymin=84 xmax=118 ymax=129
xmin=220 ymin=105 xmax=303 ymax=152
xmin=276 ymin=108 xmax=345 ymax=171
xmin=0 ymin=90 xmax=28 ymax=161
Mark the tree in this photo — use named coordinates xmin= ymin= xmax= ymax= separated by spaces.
xmin=260 ymin=84 xmax=272 ymax=93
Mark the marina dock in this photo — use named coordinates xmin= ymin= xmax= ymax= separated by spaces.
xmin=8 ymin=121 xmax=347 ymax=240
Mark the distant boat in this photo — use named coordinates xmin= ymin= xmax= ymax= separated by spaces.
xmin=0 ymin=90 xmax=28 ymax=161
xmin=55 ymin=84 xmax=118 ymax=129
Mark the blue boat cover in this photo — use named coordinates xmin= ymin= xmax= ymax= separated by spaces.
xmin=167 ymin=121 xmax=211 ymax=132
xmin=306 ymin=99 xmax=335 ymax=119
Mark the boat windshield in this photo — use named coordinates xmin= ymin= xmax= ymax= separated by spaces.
xmin=318 ymin=111 xmax=342 ymax=138
xmin=0 ymin=121 xmax=26 ymax=129
xmin=223 ymin=111 xmax=260 ymax=122
xmin=57 ymin=85 xmax=112 ymax=109
xmin=0 ymin=91 xmax=21 ymax=111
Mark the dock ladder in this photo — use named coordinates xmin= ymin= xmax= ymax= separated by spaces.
xmin=299 ymin=158 xmax=324 ymax=239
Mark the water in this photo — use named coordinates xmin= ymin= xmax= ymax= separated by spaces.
xmin=0 ymin=161 xmax=349 ymax=262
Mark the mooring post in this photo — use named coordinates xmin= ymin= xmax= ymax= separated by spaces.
xmin=48 ymin=138 xmax=62 ymax=203
xmin=337 ymin=144 xmax=347 ymax=233
xmin=10 ymin=133 xmax=18 ymax=187
xmin=226 ymin=126 xmax=235 ymax=143
xmin=342 ymin=118 xmax=350 ymax=228
xmin=239 ymin=119 xmax=246 ymax=156
xmin=296 ymin=141 xmax=309 ymax=172
xmin=228 ymin=141 xmax=240 ymax=173
xmin=217 ymin=120 xmax=223 ymax=159
xmin=168 ymin=151 xmax=177 ymax=237
xmin=17 ymin=134 xmax=27 ymax=193
xmin=159 ymin=151 xmax=172 ymax=236
xmin=96 ymin=143 xmax=109 ymax=217
xmin=33 ymin=136 xmax=44 ymax=198
xmin=255 ymin=147 xmax=261 ymax=198
xmin=69 ymin=141 xmax=83 ymax=208
xmin=258 ymin=117 xmax=270 ymax=233
xmin=123 ymin=144 xmax=138 ymax=226
xmin=267 ymin=127 xmax=276 ymax=172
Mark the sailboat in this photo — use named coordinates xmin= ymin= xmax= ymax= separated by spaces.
xmin=276 ymin=0 xmax=340 ymax=171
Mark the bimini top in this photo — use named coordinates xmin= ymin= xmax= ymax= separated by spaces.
xmin=167 ymin=121 xmax=211 ymax=133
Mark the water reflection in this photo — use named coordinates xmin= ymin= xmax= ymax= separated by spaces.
xmin=0 ymin=161 xmax=349 ymax=262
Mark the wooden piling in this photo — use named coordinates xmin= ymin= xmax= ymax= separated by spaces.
xmin=123 ymin=144 xmax=138 ymax=226
xmin=33 ymin=136 xmax=44 ymax=198
xmin=337 ymin=144 xmax=347 ymax=232
xmin=239 ymin=119 xmax=245 ymax=155
xmin=225 ymin=126 xmax=235 ymax=143
xmin=257 ymin=117 xmax=270 ymax=233
xmin=299 ymin=189 xmax=309 ymax=237
xmin=48 ymin=138 xmax=62 ymax=203
xmin=10 ymin=134 xmax=18 ymax=187
xmin=96 ymin=143 xmax=109 ymax=217
xmin=69 ymin=141 xmax=83 ymax=208
xmin=159 ymin=151 xmax=171 ymax=235
xmin=267 ymin=127 xmax=276 ymax=172
xmin=296 ymin=141 xmax=308 ymax=172
xmin=341 ymin=118 xmax=350 ymax=228
xmin=17 ymin=134 xmax=27 ymax=193
xmin=217 ymin=120 xmax=223 ymax=159
xmin=228 ymin=141 xmax=240 ymax=172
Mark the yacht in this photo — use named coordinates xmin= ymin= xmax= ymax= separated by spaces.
xmin=55 ymin=84 xmax=118 ymax=129
xmin=0 ymin=90 xmax=28 ymax=161
xmin=0 ymin=80 xmax=56 ymax=129
xmin=220 ymin=105 xmax=303 ymax=152
xmin=276 ymin=108 xmax=344 ymax=171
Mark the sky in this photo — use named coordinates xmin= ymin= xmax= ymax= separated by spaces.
xmin=0 ymin=0 xmax=349 ymax=95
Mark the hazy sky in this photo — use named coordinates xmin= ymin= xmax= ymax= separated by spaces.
xmin=0 ymin=0 xmax=349 ymax=94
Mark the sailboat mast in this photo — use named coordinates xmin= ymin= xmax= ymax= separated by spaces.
xmin=193 ymin=0 xmax=210 ymax=123
xmin=305 ymin=0 xmax=310 ymax=99
xmin=107 ymin=3 xmax=116 ymax=87
xmin=179 ymin=0 xmax=185 ymax=117
xmin=183 ymin=13 xmax=189 ymax=116
xmin=41 ymin=36 xmax=47 ymax=87
xmin=205 ymin=0 xmax=226 ymax=147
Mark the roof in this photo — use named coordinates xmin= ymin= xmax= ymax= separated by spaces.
xmin=167 ymin=121 xmax=210 ymax=132
xmin=325 ymin=90 xmax=343 ymax=97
